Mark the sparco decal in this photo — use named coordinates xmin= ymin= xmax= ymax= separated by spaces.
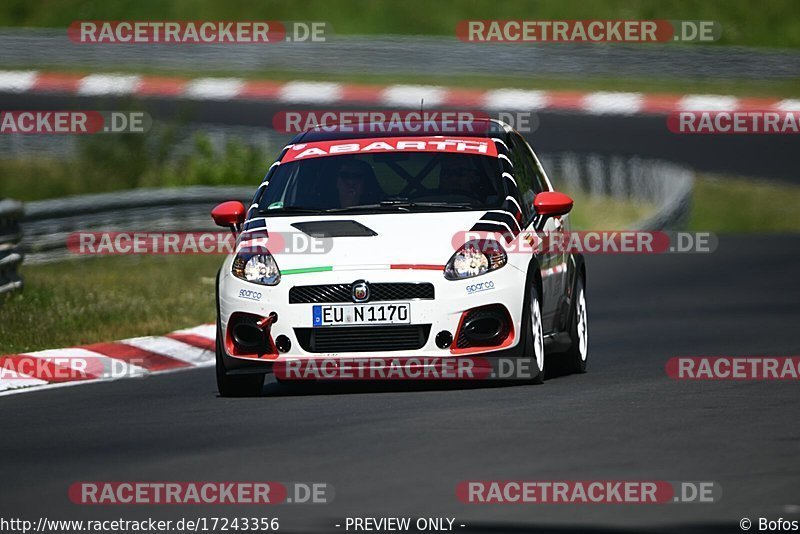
xmin=466 ymin=281 xmax=496 ymax=294
xmin=238 ymin=289 xmax=262 ymax=301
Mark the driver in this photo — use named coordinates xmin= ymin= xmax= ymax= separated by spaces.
xmin=336 ymin=159 xmax=373 ymax=208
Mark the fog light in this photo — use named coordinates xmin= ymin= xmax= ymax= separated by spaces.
xmin=435 ymin=331 xmax=453 ymax=349
xmin=275 ymin=335 xmax=292 ymax=353
xmin=232 ymin=323 xmax=264 ymax=350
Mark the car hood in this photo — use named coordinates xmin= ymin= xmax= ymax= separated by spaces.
xmin=248 ymin=211 xmax=487 ymax=271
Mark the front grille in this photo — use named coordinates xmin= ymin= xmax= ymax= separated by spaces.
xmin=289 ymin=283 xmax=434 ymax=304
xmin=295 ymin=325 xmax=431 ymax=353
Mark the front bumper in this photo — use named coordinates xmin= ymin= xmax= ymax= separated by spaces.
xmin=218 ymin=258 xmax=527 ymax=369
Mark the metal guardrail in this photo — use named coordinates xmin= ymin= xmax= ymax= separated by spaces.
xmin=0 ymin=29 xmax=798 ymax=80
xmin=19 ymin=155 xmax=693 ymax=264
xmin=21 ymin=186 xmax=254 ymax=264
xmin=541 ymin=152 xmax=694 ymax=230
xmin=0 ymin=198 xmax=24 ymax=295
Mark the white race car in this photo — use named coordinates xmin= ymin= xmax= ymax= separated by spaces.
xmin=212 ymin=120 xmax=587 ymax=396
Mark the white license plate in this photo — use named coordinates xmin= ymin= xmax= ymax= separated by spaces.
xmin=312 ymin=303 xmax=411 ymax=326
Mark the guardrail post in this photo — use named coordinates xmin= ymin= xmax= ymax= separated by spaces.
xmin=0 ymin=198 xmax=25 ymax=297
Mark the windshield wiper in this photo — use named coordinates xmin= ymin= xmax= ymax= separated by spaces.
xmin=258 ymin=205 xmax=326 ymax=214
xmin=378 ymin=200 xmax=475 ymax=210
xmin=321 ymin=203 xmax=411 ymax=213
xmin=259 ymin=202 xmax=476 ymax=215
xmin=324 ymin=201 xmax=476 ymax=212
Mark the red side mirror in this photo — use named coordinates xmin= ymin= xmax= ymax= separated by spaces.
xmin=533 ymin=191 xmax=573 ymax=217
xmin=211 ymin=201 xmax=246 ymax=228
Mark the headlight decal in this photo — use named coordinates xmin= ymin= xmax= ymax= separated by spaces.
xmin=444 ymin=239 xmax=508 ymax=280
xmin=232 ymin=251 xmax=281 ymax=286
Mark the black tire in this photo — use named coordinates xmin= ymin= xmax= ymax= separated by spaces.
xmin=520 ymin=274 xmax=545 ymax=384
xmin=552 ymin=275 xmax=588 ymax=375
xmin=216 ymin=320 xmax=265 ymax=397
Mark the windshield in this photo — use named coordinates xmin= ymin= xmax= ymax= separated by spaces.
xmin=255 ymin=151 xmax=506 ymax=214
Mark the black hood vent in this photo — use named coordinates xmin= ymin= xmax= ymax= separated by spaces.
xmin=291 ymin=220 xmax=377 ymax=238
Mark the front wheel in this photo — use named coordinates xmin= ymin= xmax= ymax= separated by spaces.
xmin=520 ymin=279 xmax=545 ymax=384
xmin=552 ymin=276 xmax=588 ymax=375
xmin=216 ymin=320 xmax=265 ymax=397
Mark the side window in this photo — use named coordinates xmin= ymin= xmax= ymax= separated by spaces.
xmin=507 ymin=134 xmax=534 ymax=219
xmin=512 ymin=133 xmax=549 ymax=195
xmin=516 ymin=133 xmax=550 ymax=194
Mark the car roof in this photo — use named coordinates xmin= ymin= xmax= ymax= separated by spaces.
xmin=289 ymin=118 xmax=513 ymax=144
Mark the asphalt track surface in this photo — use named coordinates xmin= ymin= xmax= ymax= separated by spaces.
xmin=1 ymin=92 xmax=799 ymax=182
xmin=1 ymin=89 xmax=799 ymax=532
xmin=1 ymin=235 xmax=798 ymax=533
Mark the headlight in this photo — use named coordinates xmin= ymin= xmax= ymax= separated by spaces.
xmin=232 ymin=251 xmax=281 ymax=286
xmin=444 ymin=240 xmax=507 ymax=280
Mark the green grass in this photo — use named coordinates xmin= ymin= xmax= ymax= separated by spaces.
xmin=1 ymin=0 xmax=799 ymax=48
xmin=568 ymin=191 xmax=657 ymax=230
xmin=0 ymin=159 xmax=88 ymax=200
xmin=0 ymin=132 xmax=271 ymax=201
xmin=0 ymin=255 xmax=220 ymax=353
xmin=690 ymin=174 xmax=800 ymax=232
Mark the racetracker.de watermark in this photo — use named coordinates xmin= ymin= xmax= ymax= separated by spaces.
xmin=452 ymin=231 xmax=718 ymax=255
xmin=68 ymin=21 xmax=329 ymax=44
xmin=0 ymin=111 xmax=151 ymax=134
xmin=668 ymin=111 xmax=800 ymax=134
xmin=67 ymin=231 xmax=331 ymax=255
xmin=457 ymin=480 xmax=721 ymax=504
xmin=456 ymin=20 xmax=720 ymax=43
xmin=666 ymin=357 xmax=800 ymax=380
xmin=68 ymin=481 xmax=333 ymax=504
xmin=273 ymin=356 xmax=543 ymax=381
xmin=0 ymin=356 xmax=145 ymax=381
xmin=271 ymin=110 xmax=541 ymax=134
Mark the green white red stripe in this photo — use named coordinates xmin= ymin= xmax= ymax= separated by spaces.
xmin=281 ymin=264 xmax=443 ymax=275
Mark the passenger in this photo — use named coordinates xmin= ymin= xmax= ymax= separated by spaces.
xmin=439 ymin=156 xmax=481 ymax=197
